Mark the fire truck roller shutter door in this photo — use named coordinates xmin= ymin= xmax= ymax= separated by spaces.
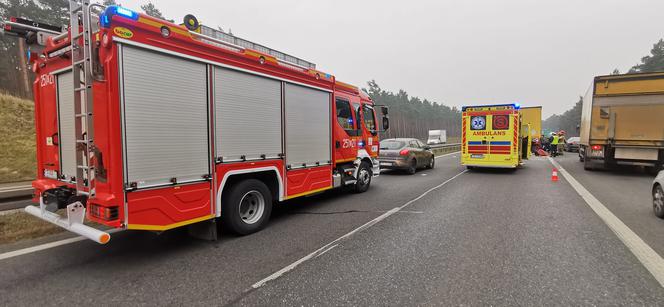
xmin=214 ymin=67 xmax=282 ymax=161
xmin=56 ymin=70 xmax=77 ymax=182
xmin=121 ymin=46 xmax=210 ymax=188
xmin=284 ymin=83 xmax=331 ymax=168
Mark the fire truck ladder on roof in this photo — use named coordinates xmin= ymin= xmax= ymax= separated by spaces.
xmin=69 ymin=0 xmax=97 ymax=196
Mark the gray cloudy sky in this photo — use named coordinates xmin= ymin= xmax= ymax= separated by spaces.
xmin=122 ymin=0 xmax=664 ymax=117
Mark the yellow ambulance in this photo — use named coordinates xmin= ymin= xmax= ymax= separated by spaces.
xmin=461 ymin=104 xmax=526 ymax=169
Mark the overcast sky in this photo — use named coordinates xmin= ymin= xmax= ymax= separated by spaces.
xmin=120 ymin=0 xmax=664 ymax=117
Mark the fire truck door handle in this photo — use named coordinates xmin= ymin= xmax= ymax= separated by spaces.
xmin=336 ymin=141 xmax=340 ymax=148
xmin=51 ymin=132 xmax=59 ymax=145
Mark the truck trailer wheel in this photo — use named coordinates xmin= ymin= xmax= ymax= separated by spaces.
xmin=221 ymin=179 xmax=273 ymax=235
xmin=583 ymin=153 xmax=594 ymax=171
xmin=653 ymin=184 xmax=664 ymax=219
xmin=354 ymin=161 xmax=372 ymax=193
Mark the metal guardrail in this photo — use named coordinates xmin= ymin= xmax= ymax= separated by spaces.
xmin=0 ymin=182 xmax=33 ymax=200
xmin=429 ymin=143 xmax=461 ymax=155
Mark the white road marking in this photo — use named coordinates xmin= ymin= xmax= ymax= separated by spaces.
xmin=435 ymin=151 xmax=460 ymax=159
xmin=548 ymin=157 xmax=664 ymax=287
xmin=0 ymin=228 xmax=124 ymax=261
xmin=0 ymin=152 xmax=462 ymax=264
xmin=251 ymin=170 xmax=467 ymax=289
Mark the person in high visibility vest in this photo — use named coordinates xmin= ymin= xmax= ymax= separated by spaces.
xmin=557 ymin=130 xmax=566 ymax=156
xmin=550 ymin=132 xmax=560 ymax=156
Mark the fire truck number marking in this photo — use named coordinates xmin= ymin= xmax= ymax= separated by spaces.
xmin=342 ymin=139 xmax=356 ymax=149
xmin=40 ymin=74 xmax=54 ymax=87
xmin=113 ymin=27 xmax=134 ymax=39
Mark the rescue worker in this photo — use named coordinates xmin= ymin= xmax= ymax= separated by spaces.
xmin=541 ymin=134 xmax=549 ymax=153
xmin=557 ymin=130 xmax=566 ymax=155
xmin=550 ymin=132 xmax=560 ymax=157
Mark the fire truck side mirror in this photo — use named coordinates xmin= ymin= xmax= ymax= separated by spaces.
xmin=382 ymin=117 xmax=390 ymax=131
xmin=380 ymin=106 xmax=389 ymax=115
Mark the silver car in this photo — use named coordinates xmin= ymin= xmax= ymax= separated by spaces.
xmin=653 ymin=170 xmax=664 ymax=218
xmin=379 ymin=138 xmax=435 ymax=174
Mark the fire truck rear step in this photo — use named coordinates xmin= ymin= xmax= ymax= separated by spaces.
xmin=25 ymin=199 xmax=111 ymax=244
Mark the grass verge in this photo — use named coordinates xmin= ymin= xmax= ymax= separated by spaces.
xmin=0 ymin=93 xmax=36 ymax=183
xmin=0 ymin=210 xmax=65 ymax=245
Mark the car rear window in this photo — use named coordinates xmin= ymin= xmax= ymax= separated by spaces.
xmin=380 ymin=140 xmax=405 ymax=150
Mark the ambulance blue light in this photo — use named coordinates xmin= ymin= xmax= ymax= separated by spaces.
xmin=514 ymin=103 xmax=521 ymax=109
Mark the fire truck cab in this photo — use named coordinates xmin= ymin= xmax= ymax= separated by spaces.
xmin=461 ymin=104 xmax=524 ymax=169
xmin=9 ymin=3 xmax=388 ymax=243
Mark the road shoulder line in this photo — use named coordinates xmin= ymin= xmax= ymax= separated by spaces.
xmin=548 ymin=156 xmax=664 ymax=287
xmin=0 ymin=228 xmax=123 ymax=261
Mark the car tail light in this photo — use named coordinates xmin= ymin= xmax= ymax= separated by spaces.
xmin=89 ymin=204 xmax=119 ymax=221
xmin=591 ymin=145 xmax=602 ymax=150
xmin=399 ymin=149 xmax=409 ymax=156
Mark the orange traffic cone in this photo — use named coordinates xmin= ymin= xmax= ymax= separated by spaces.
xmin=551 ymin=168 xmax=559 ymax=182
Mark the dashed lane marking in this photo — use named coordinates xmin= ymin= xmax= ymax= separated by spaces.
xmin=251 ymin=169 xmax=467 ymax=289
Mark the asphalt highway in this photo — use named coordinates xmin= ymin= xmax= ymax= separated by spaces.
xmin=1 ymin=152 xmax=663 ymax=305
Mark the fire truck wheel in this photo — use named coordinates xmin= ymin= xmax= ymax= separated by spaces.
xmin=354 ymin=161 xmax=372 ymax=193
xmin=221 ymin=179 xmax=273 ymax=235
xmin=426 ymin=155 xmax=435 ymax=169
xmin=407 ymin=159 xmax=417 ymax=175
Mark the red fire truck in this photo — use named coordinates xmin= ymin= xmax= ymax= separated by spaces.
xmin=3 ymin=2 xmax=389 ymax=243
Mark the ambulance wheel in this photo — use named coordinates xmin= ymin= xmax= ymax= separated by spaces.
xmin=426 ymin=155 xmax=435 ymax=169
xmin=354 ymin=161 xmax=372 ymax=193
xmin=407 ymin=159 xmax=417 ymax=175
xmin=221 ymin=179 xmax=272 ymax=235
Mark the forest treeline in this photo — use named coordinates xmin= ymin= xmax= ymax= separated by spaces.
xmin=365 ymin=81 xmax=461 ymax=140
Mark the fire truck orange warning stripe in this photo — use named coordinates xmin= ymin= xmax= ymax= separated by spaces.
xmin=284 ymin=186 xmax=333 ymax=200
xmin=126 ymin=214 xmax=215 ymax=231
xmin=137 ymin=16 xmax=191 ymax=37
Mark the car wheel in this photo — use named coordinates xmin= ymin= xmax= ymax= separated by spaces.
xmin=221 ymin=179 xmax=273 ymax=235
xmin=653 ymin=184 xmax=664 ymax=219
xmin=407 ymin=159 xmax=417 ymax=175
xmin=426 ymin=155 xmax=435 ymax=169
xmin=354 ymin=161 xmax=372 ymax=193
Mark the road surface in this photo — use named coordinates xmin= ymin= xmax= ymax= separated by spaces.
xmin=1 ymin=153 xmax=663 ymax=305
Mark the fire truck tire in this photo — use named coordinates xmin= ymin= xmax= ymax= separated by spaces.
xmin=407 ymin=159 xmax=417 ymax=175
xmin=353 ymin=161 xmax=372 ymax=193
xmin=221 ymin=179 xmax=273 ymax=235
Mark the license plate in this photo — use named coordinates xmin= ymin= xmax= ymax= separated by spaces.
xmin=470 ymin=154 xmax=484 ymax=159
xmin=380 ymin=162 xmax=392 ymax=166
